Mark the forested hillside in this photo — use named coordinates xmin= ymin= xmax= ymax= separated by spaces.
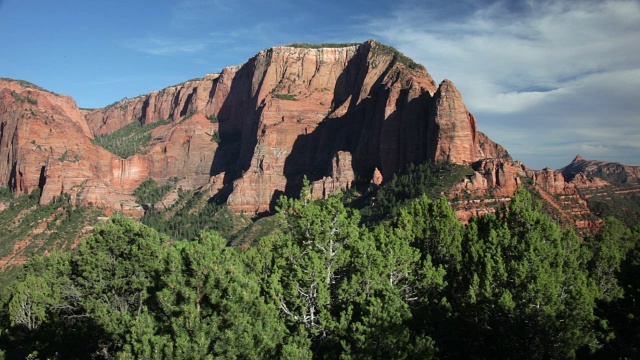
xmin=0 ymin=178 xmax=638 ymax=359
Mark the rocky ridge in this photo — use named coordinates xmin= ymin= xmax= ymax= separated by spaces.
xmin=1 ymin=42 xmax=636 ymax=229
xmin=1 ymin=41 xmax=507 ymax=214
xmin=446 ymin=154 xmax=639 ymax=229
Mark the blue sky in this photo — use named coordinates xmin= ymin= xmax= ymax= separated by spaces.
xmin=1 ymin=0 xmax=639 ymax=169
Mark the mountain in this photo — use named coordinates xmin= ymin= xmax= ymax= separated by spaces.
xmin=1 ymin=41 xmax=506 ymax=216
xmin=561 ymin=155 xmax=640 ymax=184
xmin=3 ymin=43 xmax=640 ymax=360
xmin=558 ymin=155 xmax=640 ymax=227
xmin=1 ymin=41 xmax=637 ymax=236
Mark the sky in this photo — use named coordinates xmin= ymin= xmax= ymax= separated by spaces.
xmin=0 ymin=0 xmax=638 ymax=170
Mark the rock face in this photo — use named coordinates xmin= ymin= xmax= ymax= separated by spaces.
xmin=445 ymin=154 xmax=635 ymax=230
xmin=450 ymin=158 xmax=527 ymax=199
xmin=561 ymin=155 xmax=640 ymax=184
xmin=0 ymin=79 xmax=220 ymax=215
xmin=0 ymin=41 xmax=509 ymax=215
xmin=0 ymin=79 xmax=143 ymax=214
xmin=1 ymin=42 xmax=636 ymax=229
xmin=85 ymin=74 xmax=220 ymax=135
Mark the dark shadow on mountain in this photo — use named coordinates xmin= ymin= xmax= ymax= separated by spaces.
xmin=281 ymin=61 xmax=435 ymax=204
xmin=209 ymin=57 xmax=265 ymax=203
xmin=179 ymin=88 xmax=195 ymax=117
xmin=38 ymin=165 xmax=46 ymax=192
xmin=208 ymin=76 xmax=220 ymax=101
xmin=267 ymin=189 xmax=286 ymax=213
xmin=8 ymin=161 xmax=17 ymax=191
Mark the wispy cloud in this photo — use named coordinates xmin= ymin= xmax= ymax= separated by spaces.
xmin=364 ymin=0 xmax=640 ymax=168
xmin=122 ymin=36 xmax=209 ymax=56
xmin=82 ymin=77 xmax=136 ymax=85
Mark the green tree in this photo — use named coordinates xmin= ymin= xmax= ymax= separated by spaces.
xmin=337 ymin=225 xmax=438 ymax=359
xmin=71 ymin=214 xmax=168 ymax=357
xmin=263 ymin=186 xmax=360 ymax=352
xmin=137 ymin=231 xmax=284 ymax=359
xmin=589 ymin=223 xmax=640 ymax=359
xmin=1 ymin=251 xmax=95 ymax=359
xmin=258 ymin=182 xmax=438 ymax=358
xmin=586 ymin=217 xmax=633 ymax=302
xmin=7 ymin=274 xmax=53 ymax=331
xmin=450 ymin=188 xmax=601 ymax=359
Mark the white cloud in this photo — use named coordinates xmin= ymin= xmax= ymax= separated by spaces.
xmin=122 ymin=37 xmax=208 ymax=56
xmin=365 ymin=0 xmax=640 ymax=168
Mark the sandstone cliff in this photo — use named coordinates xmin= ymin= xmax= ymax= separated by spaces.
xmin=77 ymin=40 xmax=507 ymax=213
xmin=561 ymin=155 xmax=640 ymax=184
xmin=0 ymin=79 xmax=143 ymax=214
xmin=0 ymin=78 xmax=220 ymax=215
xmin=1 ymin=41 xmax=635 ymax=230
xmin=445 ymin=154 xmax=639 ymax=230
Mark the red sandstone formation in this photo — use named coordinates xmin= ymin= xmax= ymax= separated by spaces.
xmin=449 ymin=158 xmax=526 ymax=199
xmin=2 ymin=41 xmax=632 ymax=226
xmin=371 ymin=168 xmax=383 ymax=186
xmin=60 ymin=41 xmax=506 ymax=213
xmin=0 ymin=79 xmax=140 ymax=214
xmin=0 ymin=79 xmax=219 ymax=215
xmin=445 ymin=154 xmax=632 ymax=229
xmin=561 ymin=155 xmax=640 ymax=184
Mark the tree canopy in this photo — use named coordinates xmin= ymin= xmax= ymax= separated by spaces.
xmin=0 ymin=183 xmax=638 ymax=359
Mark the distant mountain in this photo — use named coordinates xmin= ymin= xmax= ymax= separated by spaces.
xmin=556 ymin=155 xmax=640 ymax=227
xmin=561 ymin=155 xmax=640 ymax=184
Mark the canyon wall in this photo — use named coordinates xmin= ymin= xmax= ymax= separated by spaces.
xmin=76 ymin=41 xmax=507 ymax=213
xmin=7 ymin=41 xmax=614 ymax=221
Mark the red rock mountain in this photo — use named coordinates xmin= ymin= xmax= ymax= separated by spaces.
xmin=2 ymin=41 xmax=634 ymax=227
xmin=1 ymin=41 xmax=508 ymax=214
xmin=561 ymin=155 xmax=640 ymax=184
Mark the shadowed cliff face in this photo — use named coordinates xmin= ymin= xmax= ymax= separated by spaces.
xmin=0 ymin=41 xmax=508 ymax=214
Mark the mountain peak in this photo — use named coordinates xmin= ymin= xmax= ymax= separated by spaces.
xmin=572 ymin=154 xmax=585 ymax=163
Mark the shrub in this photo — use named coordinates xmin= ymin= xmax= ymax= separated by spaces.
xmin=207 ymin=114 xmax=219 ymax=123
xmin=274 ymin=93 xmax=297 ymax=101
xmin=10 ymin=90 xmax=38 ymax=105
xmin=210 ymin=130 xmax=221 ymax=143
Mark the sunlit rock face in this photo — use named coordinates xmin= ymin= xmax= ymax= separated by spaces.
xmin=1 ymin=41 xmax=506 ymax=214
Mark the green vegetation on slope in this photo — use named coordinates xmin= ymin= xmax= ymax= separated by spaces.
xmin=207 ymin=114 xmax=219 ymax=123
xmin=1 ymin=187 xmax=638 ymax=359
xmin=91 ymin=119 xmax=171 ymax=158
xmin=371 ymin=42 xmax=426 ymax=70
xmin=133 ymin=178 xmax=177 ymax=206
xmin=586 ymin=189 xmax=640 ymax=228
xmin=9 ymin=90 xmax=38 ymax=105
xmin=576 ymin=170 xmax=640 ymax=228
xmin=1 ymin=77 xmax=58 ymax=95
xmin=359 ymin=161 xmax=474 ymax=221
xmin=286 ymin=42 xmax=360 ymax=48
xmin=0 ymin=188 xmax=100 ymax=288
xmin=137 ymin=183 xmax=250 ymax=241
xmin=273 ymin=93 xmax=297 ymax=101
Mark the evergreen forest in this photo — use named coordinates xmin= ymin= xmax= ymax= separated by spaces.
xmin=0 ymin=167 xmax=638 ymax=359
